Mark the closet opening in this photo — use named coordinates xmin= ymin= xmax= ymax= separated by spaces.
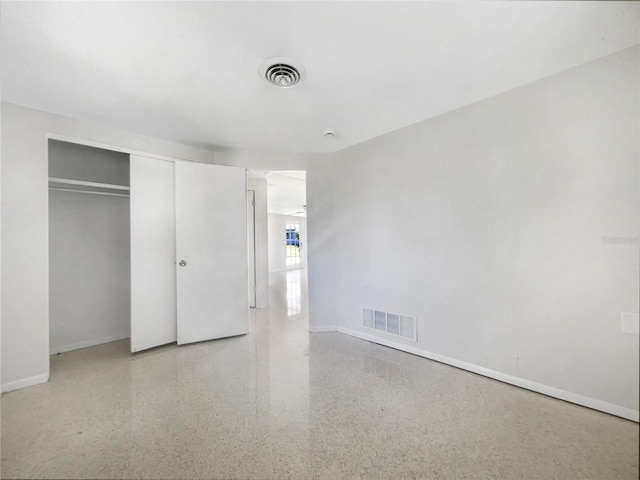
xmin=49 ymin=140 xmax=250 ymax=361
xmin=48 ymin=140 xmax=131 ymax=356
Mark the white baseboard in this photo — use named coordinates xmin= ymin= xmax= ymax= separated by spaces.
xmin=311 ymin=325 xmax=639 ymax=423
xmin=50 ymin=334 xmax=129 ymax=355
xmin=2 ymin=373 xmax=49 ymax=393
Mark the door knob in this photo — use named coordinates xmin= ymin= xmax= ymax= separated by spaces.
xmin=179 ymin=260 xmax=187 ymax=267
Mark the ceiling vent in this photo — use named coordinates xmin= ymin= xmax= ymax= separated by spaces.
xmin=261 ymin=58 xmax=304 ymax=88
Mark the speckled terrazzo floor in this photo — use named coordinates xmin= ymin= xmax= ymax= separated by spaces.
xmin=1 ymin=270 xmax=638 ymax=479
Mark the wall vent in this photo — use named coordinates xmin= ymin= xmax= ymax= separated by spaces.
xmin=363 ymin=308 xmax=417 ymax=341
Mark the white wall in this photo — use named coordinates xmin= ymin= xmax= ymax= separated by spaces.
xmin=216 ymin=151 xmax=326 ymax=171
xmin=268 ymin=214 xmax=307 ymax=272
xmin=306 ymin=158 xmax=340 ymax=331
xmin=247 ymin=178 xmax=269 ymax=308
xmin=1 ymin=102 xmax=217 ymax=392
xmin=307 ymin=46 xmax=640 ymax=419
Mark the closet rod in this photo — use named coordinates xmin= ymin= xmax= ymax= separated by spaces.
xmin=48 ymin=177 xmax=130 ymax=191
xmin=49 ymin=187 xmax=130 ymax=198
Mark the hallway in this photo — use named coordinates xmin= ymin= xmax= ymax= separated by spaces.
xmin=1 ymin=269 xmax=638 ymax=479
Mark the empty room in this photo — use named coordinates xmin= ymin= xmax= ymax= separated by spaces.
xmin=1 ymin=1 xmax=638 ymax=479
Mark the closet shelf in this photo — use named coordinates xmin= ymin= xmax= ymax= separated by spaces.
xmin=48 ymin=187 xmax=129 ymax=198
xmin=48 ymin=177 xmax=130 ymax=191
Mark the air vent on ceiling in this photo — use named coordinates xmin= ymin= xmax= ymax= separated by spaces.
xmin=261 ymin=57 xmax=304 ymax=88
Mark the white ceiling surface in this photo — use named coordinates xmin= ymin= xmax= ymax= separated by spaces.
xmin=1 ymin=2 xmax=638 ymax=154
xmin=250 ymin=171 xmax=306 ymax=217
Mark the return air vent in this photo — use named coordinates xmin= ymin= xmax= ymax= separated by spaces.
xmin=363 ymin=308 xmax=416 ymax=341
xmin=261 ymin=58 xmax=304 ymax=88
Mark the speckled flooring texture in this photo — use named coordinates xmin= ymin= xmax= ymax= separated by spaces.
xmin=2 ymin=269 xmax=638 ymax=479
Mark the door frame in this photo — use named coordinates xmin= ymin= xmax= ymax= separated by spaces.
xmin=247 ymin=189 xmax=257 ymax=308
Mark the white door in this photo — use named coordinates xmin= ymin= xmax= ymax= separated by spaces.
xmin=175 ymin=161 xmax=249 ymax=344
xmin=130 ymin=155 xmax=177 ymax=352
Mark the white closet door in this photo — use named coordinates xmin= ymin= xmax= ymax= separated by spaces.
xmin=130 ymin=155 xmax=177 ymax=352
xmin=175 ymin=161 xmax=249 ymax=344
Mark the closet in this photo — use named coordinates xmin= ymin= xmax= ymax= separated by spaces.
xmin=49 ymin=140 xmax=249 ymax=356
xmin=49 ymin=140 xmax=131 ymax=354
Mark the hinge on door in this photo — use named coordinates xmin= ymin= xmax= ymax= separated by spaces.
xmin=252 ymin=200 xmax=255 ymax=207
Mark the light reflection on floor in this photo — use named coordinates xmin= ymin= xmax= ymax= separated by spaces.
xmin=267 ymin=269 xmax=307 ymax=319
xmin=286 ymin=269 xmax=302 ymax=316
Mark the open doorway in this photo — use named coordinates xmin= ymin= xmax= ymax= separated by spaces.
xmin=245 ymin=169 xmax=308 ymax=325
xmin=246 ymin=170 xmax=307 ymax=309
xmin=265 ymin=171 xmax=307 ymax=273
xmin=265 ymin=171 xmax=307 ymax=319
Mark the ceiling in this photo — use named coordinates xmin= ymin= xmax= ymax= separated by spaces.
xmin=1 ymin=2 xmax=638 ymax=154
